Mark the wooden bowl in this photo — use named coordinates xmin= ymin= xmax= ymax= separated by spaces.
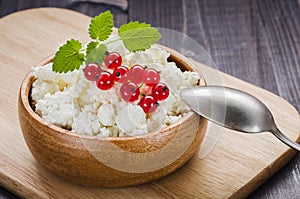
xmin=18 ymin=46 xmax=208 ymax=187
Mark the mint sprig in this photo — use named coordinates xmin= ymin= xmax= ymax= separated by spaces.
xmin=86 ymin=41 xmax=99 ymax=55
xmin=86 ymin=43 xmax=107 ymax=64
xmin=52 ymin=39 xmax=84 ymax=73
xmin=118 ymin=21 xmax=150 ymax=33
xmin=88 ymin=10 xmax=113 ymax=41
xmin=52 ymin=11 xmax=161 ymax=73
xmin=119 ymin=27 xmax=161 ymax=52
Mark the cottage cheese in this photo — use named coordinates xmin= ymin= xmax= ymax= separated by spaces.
xmin=31 ymin=44 xmax=200 ymax=137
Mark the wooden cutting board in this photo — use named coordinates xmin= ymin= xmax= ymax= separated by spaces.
xmin=0 ymin=8 xmax=299 ymax=199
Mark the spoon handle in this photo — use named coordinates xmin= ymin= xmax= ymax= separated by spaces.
xmin=271 ymin=128 xmax=300 ymax=152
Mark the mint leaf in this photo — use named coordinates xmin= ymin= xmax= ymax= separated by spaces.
xmin=86 ymin=41 xmax=99 ymax=55
xmin=52 ymin=39 xmax=84 ymax=73
xmin=119 ymin=27 xmax=161 ymax=52
xmin=88 ymin=10 xmax=113 ymax=41
xmin=118 ymin=21 xmax=150 ymax=33
xmin=86 ymin=43 xmax=107 ymax=64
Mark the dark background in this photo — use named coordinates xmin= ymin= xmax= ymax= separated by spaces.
xmin=0 ymin=0 xmax=299 ymax=198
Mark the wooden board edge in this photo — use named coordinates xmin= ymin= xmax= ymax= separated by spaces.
xmin=0 ymin=8 xmax=299 ymax=199
xmin=231 ymin=149 xmax=298 ymax=198
xmin=0 ymin=171 xmax=39 ymax=198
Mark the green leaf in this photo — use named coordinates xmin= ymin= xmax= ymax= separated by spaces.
xmin=88 ymin=10 xmax=113 ymax=41
xmin=52 ymin=39 xmax=84 ymax=73
xmin=118 ymin=21 xmax=150 ymax=33
xmin=86 ymin=41 xmax=99 ymax=55
xmin=86 ymin=43 xmax=107 ymax=64
xmin=119 ymin=27 xmax=161 ymax=52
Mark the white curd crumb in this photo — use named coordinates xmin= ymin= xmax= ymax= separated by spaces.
xmin=98 ymin=127 xmax=111 ymax=137
xmin=147 ymin=110 xmax=166 ymax=132
xmin=72 ymin=105 xmax=100 ymax=136
xmin=182 ymin=71 xmax=200 ymax=86
xmin=164 ymin=115 xmax=182 ymax=125
xmin=31 ymin=79 xmax=59 ymax=100
xmin=97 ymin=103 xmax=115 ymax=126
xmin=35 ymin=90 xmax=78 ymax=128
xmin=115 ymin=104 xmax=147 ymax=136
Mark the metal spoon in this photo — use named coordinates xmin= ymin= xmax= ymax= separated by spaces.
xmin=180 ymin=86 xmax=300 ymax=151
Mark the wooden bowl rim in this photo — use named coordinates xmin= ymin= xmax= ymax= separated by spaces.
xmin=19 ymin=46 xmax=206 ymax=141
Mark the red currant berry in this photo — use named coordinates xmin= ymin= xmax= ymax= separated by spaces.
xmin=104 ymin=52 xmax=122 ymax=69
xmin=138 ymin=96 xmax=159 ymax=114
xmin=96 ymin=71 xmax=114 ymax=90
xmin=120 ymin=82 xmax=140 ymax=102
xmin=143 ymin=68 xmax=160 ymax=86
xmin=128 ymin=64 xmax=145 ymax=84
xmin=152 ymin=83 xmax=169 ymax=101
xmin=84 ymin=63 xmax=101 ymax=81
xmin=140 ymin=85 xmax=152 ymax=96
xmin=113 ymin=66 xmax=129 ymax=83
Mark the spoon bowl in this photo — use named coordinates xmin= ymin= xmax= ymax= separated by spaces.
xmin=180 ymin=86 xmax=300 ymax=151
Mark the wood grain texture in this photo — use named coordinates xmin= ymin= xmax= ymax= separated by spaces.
xmin=0 ymin=8 xmax=299 ymax=199
xmin=0 ymin=0 xmax=299 ymax=198
xmin=129 ymin=1 xmax=300 ymax=198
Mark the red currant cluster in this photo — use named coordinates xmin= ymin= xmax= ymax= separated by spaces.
xmin=83 ymin=52 xmax=170 ymax=114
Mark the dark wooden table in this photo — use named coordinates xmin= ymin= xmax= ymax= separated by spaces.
xmin=0 ymin=0 xmax=299 ymax=198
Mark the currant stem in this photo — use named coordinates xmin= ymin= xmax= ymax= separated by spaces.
xmin=138 ymin=83 xmax=145 ymax=88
